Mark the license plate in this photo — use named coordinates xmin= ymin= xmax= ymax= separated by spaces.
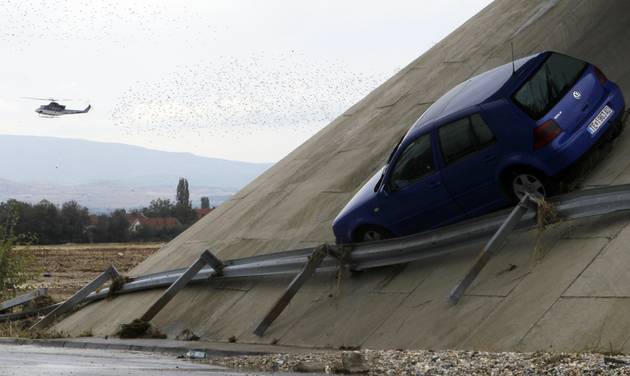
xmin=587 ymin=105 xmax=614 ymax=135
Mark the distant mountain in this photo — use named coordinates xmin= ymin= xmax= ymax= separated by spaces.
xmin=0 ymin=135 xmax=272 ymax=187
xmin=0 ymin=135 xmax=273 ymax=210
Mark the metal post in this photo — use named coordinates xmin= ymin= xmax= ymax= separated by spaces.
xmin=254 ymin=244 xmax=329 ymax=337
xmin=140 ymin=249 xmax=223 ymax=322
xmin=31 ymin=266 xmax=120 ymax=330
xmin=449 ymin=194 xmax=535 ymax=304
xmin=0 ymin=288 xmax=48 ymax=313
xmin=1 ymin=303 xmax=60 ymax=323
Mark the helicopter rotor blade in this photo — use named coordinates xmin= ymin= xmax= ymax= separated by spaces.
xmin=22 ymin=97 xmax=56 ymax=101
xmin=22 ymin=97 xmax=78 ymax=101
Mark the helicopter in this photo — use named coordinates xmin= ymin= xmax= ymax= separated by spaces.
xmin=24 ymin=97 xmax=91 ymax=117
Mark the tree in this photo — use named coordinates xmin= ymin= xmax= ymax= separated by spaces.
xmin=60 ymin=201 xmax=89 ymax=243
xmin=174 ymin=178 xmax=195 ymax=225
xmin=176 ymin=178 xmax=190 ymax=207
xmin=31 ymin=200 xmax=62 ymax=244
xmin=200 ymin=197 xmax=210 ymax=209
xmin=143 ymin=198 xmax=174 ymax=218
xmin=108 ymin=209 xmax=130 ymax=242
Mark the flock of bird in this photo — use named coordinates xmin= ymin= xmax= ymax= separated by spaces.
xmin=110 ymin=51 xmax=388 ymax=139
xmin=0 ymin=1 xmax=216 ymax=52
xmin=1 ymin=0 xmax=391 ymax=145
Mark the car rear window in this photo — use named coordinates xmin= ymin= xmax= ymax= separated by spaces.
xmin=512 ymin=53 xmax=587 ymax=120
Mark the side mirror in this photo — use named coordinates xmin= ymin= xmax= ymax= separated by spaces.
xmin=382 ymin=181 xmax=395 ymax=196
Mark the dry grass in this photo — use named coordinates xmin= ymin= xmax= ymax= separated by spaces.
xmin=0 ymin=243 xmax=158 ymax=338
xmin=534 ymin=197 xmax=559 ymax=261
xmin=0 ymin=319 xmax=66 ymax=339
xmin=24 ymin=243 xmax=159 ymax=302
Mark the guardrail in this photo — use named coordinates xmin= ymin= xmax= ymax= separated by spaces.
xmin=18 ymin=184 xmax=630 ymax=332
xmin=82 ymin=184 xmax=630 ymax=300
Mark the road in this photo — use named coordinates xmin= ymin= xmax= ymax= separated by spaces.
xmin=0 ymin=344 xmax=281 ymax=376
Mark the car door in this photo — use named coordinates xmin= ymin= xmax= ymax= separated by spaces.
xmin=437 ymin=113 xmax=503 ymax=215
xmin=381 ymin=132 xmax=464 ymax=236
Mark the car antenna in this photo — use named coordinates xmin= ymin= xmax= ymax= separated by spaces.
xmin=510 ymin=41 xmax=516 ymax=75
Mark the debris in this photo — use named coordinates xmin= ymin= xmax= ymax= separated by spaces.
xmin=118 ymin=318 xmax=166 ymax=339
xmin=28 ymin=295 xmax=56 ymax=310
xmin=496 ymin=263 xmax=517 ymax=277
xmin=108 ymin=274 xmax=132 ymax=298
xmin=208 ymin=349 xmax=630 ymax=375
xmin=179 ymin=350 xmax=207 ymax=360
xmin=228 ymin=335 xmax=237 ymax=343
xmin=339 ymin=345 xmax=361 ymax=351
xmin=534 ymin=196 xmax=559 ymax=261
xmin=604 ymin=356 xmax=630 ymax=368
xmin=293 ymin=360 xmax=326 ymax=373
xmin=341 ymin=351 xmax=369 ymax=374
xmin=176 ymin=329 xmax=200 ymax=341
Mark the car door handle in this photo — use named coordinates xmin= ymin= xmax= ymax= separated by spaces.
xmin=428 ymin=181 xmax=441 ymax=189
xmin=482 ymin=155 xmax=497 ymax=163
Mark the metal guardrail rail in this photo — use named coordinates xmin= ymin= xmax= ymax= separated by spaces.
xmin=14 ymin=184 xmax=630 ymax=327
xmin=82 ymin=184 xmax=630 ymax=303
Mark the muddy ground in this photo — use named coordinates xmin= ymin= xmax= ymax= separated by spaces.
xmin=22 ymin=243 xmax=160 ymax=302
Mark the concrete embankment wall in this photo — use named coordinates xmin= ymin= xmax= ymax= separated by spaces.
xmin=58 ymin=0 xmax=630 ymax=352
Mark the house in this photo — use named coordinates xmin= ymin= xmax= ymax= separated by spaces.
xmin=129 ymin=215 xmax=181 ymax=233
xmin=195 ymin=207 xmax=214 ymax=219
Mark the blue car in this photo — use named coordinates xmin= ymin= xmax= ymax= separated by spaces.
xmin=333 ymin=51 xmax=625 ymax=244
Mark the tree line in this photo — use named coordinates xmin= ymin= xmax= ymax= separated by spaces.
xmin=0 ymin=178 xmax=213 ymax=244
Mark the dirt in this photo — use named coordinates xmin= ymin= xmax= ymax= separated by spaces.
xmin=118 ymin=318 xmax=166 ymax=339
xmin=24 ymin=243 xmax=160 ymax=302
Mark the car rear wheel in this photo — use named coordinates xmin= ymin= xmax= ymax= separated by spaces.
xmin=354 ymin=226 xmax=392 ymax=243
xmin=505 ymin=169 xmax=557 ymax=203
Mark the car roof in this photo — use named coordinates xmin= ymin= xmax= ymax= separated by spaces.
xmin=405 ymin=52 xmax=545 ymax=140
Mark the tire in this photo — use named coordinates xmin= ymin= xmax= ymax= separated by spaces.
xmin=353 ymin=225 xmax=392 ymax=243
xmin=503 ymin=168 xmax=557 ymax=203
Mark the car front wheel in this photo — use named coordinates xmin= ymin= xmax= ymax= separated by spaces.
xmin=505 ymin=169 xmax=557 ymax=203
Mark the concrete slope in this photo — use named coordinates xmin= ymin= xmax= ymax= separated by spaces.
xmin=58 ymin=0 xmax=630 ymax=352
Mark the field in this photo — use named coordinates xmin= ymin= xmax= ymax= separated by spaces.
xmin=20 ymin=243 xmax=161 ymax=302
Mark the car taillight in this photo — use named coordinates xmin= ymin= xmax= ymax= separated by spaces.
xmin=593 ymin=66 xmax=608 ymax=85
xmin=533 ymin=119 xmax=562 ymax=150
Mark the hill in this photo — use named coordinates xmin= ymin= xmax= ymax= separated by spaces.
xmin=0 ymin=135 xmax=272 ymax=209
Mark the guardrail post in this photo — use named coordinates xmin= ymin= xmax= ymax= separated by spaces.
xmin=139 ymin=249 xmax=223 ymax=323
xmin=0 ymin=288 xmax=48 ymax=313
xmin=449 ymin=194 xmax=537 ymax=304
xmin=254 ymin=244 xmax=330 ymax=337
xmin=31 ymin=265 xmax=121 ymax=330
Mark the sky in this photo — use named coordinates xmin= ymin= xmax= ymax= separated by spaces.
xmin=0 ymin=0 xmax=492 ymax=163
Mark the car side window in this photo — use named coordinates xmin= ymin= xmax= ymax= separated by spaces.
xmin=439 ymin=114 xmax=495 ymax=165
xmin=389 ymin=134 xmax=434 ymax=190
xmin=471 ymin=113 xmax=495 ymax=147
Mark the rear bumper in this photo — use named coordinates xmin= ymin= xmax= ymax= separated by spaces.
xmin=540 ymin=84 xmax=625 ymax=177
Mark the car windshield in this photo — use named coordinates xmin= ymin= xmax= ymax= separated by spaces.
xmin=512 ymin=53 xmax=587 ymax=120
xmin=374 ymin=137 xmax=405 ymax=192
xmin=388 ymin=134 xmax=434 ymax=190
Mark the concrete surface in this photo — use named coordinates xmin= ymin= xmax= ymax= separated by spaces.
xmin=58 ymin=0 xmax=630 ymax=353
xmin=0 ymin=344 xmax=231 ymax=376
xmin=0 ymin=336 xmax=330 ymax=356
